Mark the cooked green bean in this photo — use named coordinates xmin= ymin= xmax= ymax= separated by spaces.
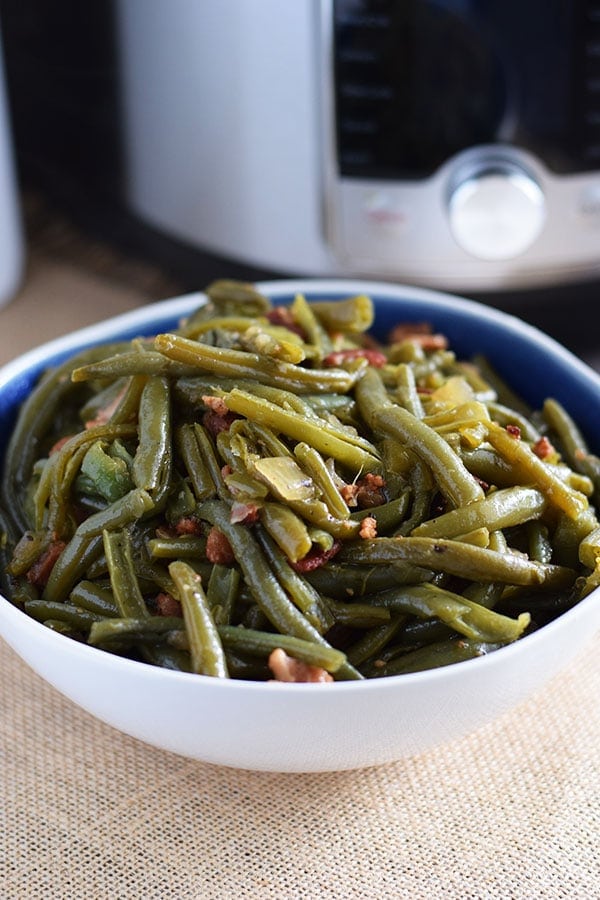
xmin=342 ymin=535 xmax=575 ymax=589
xmin=169 ymin=560 xmax=228 ymax=677
xmin=218 ymin=624 xmax=346 ymax=673
xmin=372 ymin=583 xmax=530 ymax=642
xmin=154 ymin=332 xmax=363 ymax=393
xmin=411 ymin=486 xmax=547 ymax=539
xmin=355 ymin=368 xmax=484 ymax=508
xmin=198 ymin=499 xmax=362 ymax=680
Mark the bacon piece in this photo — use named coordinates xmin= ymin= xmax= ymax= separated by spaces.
xmin=174 ymin=516 xmax=203 ymax=536
xmin=359 ymin=516 xmax=377 ymax=540
xmin=268 ymin=648 xmax=333 ymax=683
xmin=389 ymin=322 xmax=448 ymax=351
xmin=230 ymin=502 xmax=260 ymax=525
xmin=291 ymin=540 xmax=342 ymax=573
xmin=355 ymin=473 xmax=387 ymax=509
xmin=506 ymin=424 xmax=521 ymax=439
xmin=26 ymin=540 xmax=67 ymax=589
xmin=202 ymin=409 xmax=238 ymax=436
xmin=533 ymin=436 xmax=555 ymax=460
xmin=85 ymin=386 xmax=127 ymax=428
xmin=206 ymin=526 xmax=235 ymax=565
xmin=202 ymin=395 xmax=229 ymax=417
xmin=266 ymin=306 xmax=306 ymax=338
xmin=323 ymin=348 xmax=387 ymax=368
xmin=155 ymin=592 xmax=183 ymax=617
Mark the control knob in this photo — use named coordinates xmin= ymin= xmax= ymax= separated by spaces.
xmin=448 ymin=165 xmax=545 ymax=261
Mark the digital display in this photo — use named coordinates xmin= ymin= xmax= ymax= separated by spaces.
xmin=333 ymin=0 xmax=595 ymax=179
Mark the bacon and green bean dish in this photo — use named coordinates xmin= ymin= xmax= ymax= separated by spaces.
xmin=2 ymin=280 xmax=600 ymax=682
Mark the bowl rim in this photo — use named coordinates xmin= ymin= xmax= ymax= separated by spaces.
xmin=0 ymin=276 xmax=599 ymax=694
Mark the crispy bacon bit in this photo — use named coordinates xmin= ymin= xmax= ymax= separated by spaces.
xmin=340 ymin=482 xmax=359 ymax=505
xmin=291 ymin=540 xmax=342 ymax=573
xmin=389 ymin=322 xmax=448 ymax=351
xmin=230 ymin=501 xmax=260 ymax=525
xmin=340 ymin=474 xmax=387 ymax=509
xmin=85 ymin=386 xmax=127 ymax=429
xmin=202 ymin=409 xmax=238 ymax=436
xmin=355 ymin=473 xmax=387 ymax=509
xmin=155 ymin=592 xmax=183 ymax=617
xmin=26 ymin=540 xmax=67 ymax=588
xmin=359 ymin=516 xmax=377 ymax=540
xmin=266 ymin=306 xmax=305 ymax=338
xmin=202 ymin=395 xmax=229 ymax=417
xmin=174 ymin=516 xmax=203 ymax=536
xmin=533 ymin=436 xmax=555 ymax=459
xmin=268 ymin=648 xmax=333 ymax=683
xmin=506 ymin=424 xmax=521 ymax=439
xmin=323 ymin=348 xmax=387 ymax=368
xmin=206 ymin=526 xmax=235 ymax=565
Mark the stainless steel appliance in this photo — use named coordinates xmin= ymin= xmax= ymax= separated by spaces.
xmin=2 ymin=0 xmax=600 ymax=292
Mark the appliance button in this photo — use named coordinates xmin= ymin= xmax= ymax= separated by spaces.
xmin=448 ymin=170 xmax=545 ymax=260
xmin=363 ymin=192 xmax=408 ymax=231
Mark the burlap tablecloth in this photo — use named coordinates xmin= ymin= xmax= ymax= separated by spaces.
xmin=1 ymin=211 xmax=599 ymax=898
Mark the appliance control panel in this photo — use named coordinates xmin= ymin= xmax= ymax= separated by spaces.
xmin=323 ymin=0 xmax=600 ymax=289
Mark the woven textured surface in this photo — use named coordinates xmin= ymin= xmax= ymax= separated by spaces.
xmin=1 ymin=208 xmax=599 ymax=897
xmin=2 ymin=637 xmax=599 ymax=899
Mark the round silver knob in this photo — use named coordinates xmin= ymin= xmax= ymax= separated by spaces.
xmin=448 ymin=168 xmax=545 ymax=261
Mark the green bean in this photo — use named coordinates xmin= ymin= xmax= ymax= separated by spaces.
xmin=132 ymin=376 xmax=171 ymax=494
xmin=355 ymin=369 xmax=484 ymax=508
xmin=485 ymin=421 xmax=588 ymax=520
xmin=147 ymin=535 xmax=206 ymax=559
xmin=390 ymin=363 xmax=424 ymax=417
xmin=168 ymin=560 xmax=228 ymax=677
xmin=256 ymin=529 xmax=335 ymax=634
xmin=71 ymin=350 xmax=200 ymax=382
xmin=309 ymin=293 xmax=374 ymax=333
xmin=346 ymin=613 xmax=406 ymax=666
xmin=259 ymin=502 xmax=312 ymax=564
xmin=330 ymin=601 xmax=391 ymax=628
xmin=305 ymin=561 xmax=434 ymax=599
xmin=411 ymin=486 xmax=547 ymax=539
xmin=42 ymin=533 xmax=105 ymax=603
xmin=206 ymin=563 xmax=239 ymax=626
xmin=349 ymin=492 xmax=411 ymax=533
xmin=290 ymin=292 xmax=333 ymax=361
xmin=24 ymin=599 xmax=105 ymax=630
xmin=293 ymin=442 xmax=350 ymax=520
xmin=70 ymin=580 xmax=119 ymax=616
xmin=369 ymin=638 xmax=506 ymax=677
xmin=88 ymin=615 xmax=184 ymax=647
xmin=204 ymin=278 xmax=272 ymax=316
xmin=2 ymin=344 xmax=127 ymax=535
xmin=341 ymin=535 xmax=575 ymax=589
xmin=154 ymin=332 xmax=363 ymax=393
xmin=218 ymin=624 xmax=346 ymax=673
xmin=103 ymin=528 xmax=149 ymax=618
xmin=223 ymin=388 xmax=380 ymax=473
xmin=373 ymin=583 xmax=530 ymax=642
xmin=176 ymin=423 xmax=223 ymax=501
xmin=198 ymin=499 xmax=362 ymax=679
xmin=543 ymin=397 xmax=600 ymax=499
xmin=4 ymin=284 xmax=600 ymax=684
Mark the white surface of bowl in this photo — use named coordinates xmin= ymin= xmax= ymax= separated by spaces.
xmin=0 ymin=279 xmax=599 ymax=773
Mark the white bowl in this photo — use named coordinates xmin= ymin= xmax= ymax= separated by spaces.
xmin=1 ymin=279 xmax=599 ymax=773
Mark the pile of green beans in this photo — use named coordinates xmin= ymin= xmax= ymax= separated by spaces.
xmin=2 ymin=279 xmax=600 ymax=682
